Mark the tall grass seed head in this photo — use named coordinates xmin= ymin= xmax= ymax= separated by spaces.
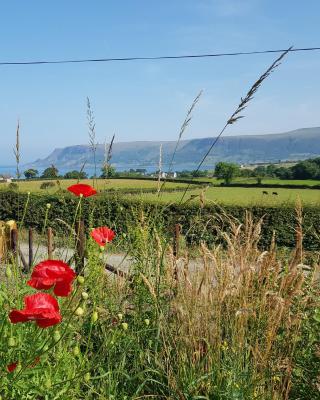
xmin=5 ymin=266 xmax=12 ymax=279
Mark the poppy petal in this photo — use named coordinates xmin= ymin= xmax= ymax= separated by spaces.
xmin=28 ymin=260 xmax=76 ymax=297
xmin=67 ymin=184 xmax=97 ymax=198
xmin=91 ymin=227 xmax=115 ymax=246
xmin=7 ymin=363 xmax=18 ymax=373
xmin=54 ymin=281 xmax=72 ymax=297
xmin=9 ymin=310 xmax=29 ymax=324
xmin=9 ymin=293 xmax=61 ymax=328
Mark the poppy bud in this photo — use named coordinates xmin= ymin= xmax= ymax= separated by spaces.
xmin=5 ymin=267 xmax=12 ymax=279
xmin=80 ymin=193 xmax=84 ymax=198
xmin=81 ymin=292 xmax=89 ymax=300
xmin=8 ymin=337 xmax=16 ymax=347
xmin=84 ymin=372 xmax=91 ymax=382
xmin=15 ymin=364 xmax=22 ymax=373
xmin=117 ymin=313 xmax=123 ymax=321
xmin=45 ymin=378 xmax=52 ymax=389
xmin=73 ymin=346 xmax=80 ymax=356
xmin=53 ymin=330 xmax=61 ymax=342
xmin=46 ymin=203 xmax=51 ymax=209
xmin=77 ymin=276 xmax=85 ymax=284
xmin=121 ymin=322 xmax=128 ymax=331
xmin=91 ymin=311 xmax=98 ymax=323
xmin=75 ymin=307 xmax=84 ymax=317
xmin=144 ymin=319 xmax=150 ymax=326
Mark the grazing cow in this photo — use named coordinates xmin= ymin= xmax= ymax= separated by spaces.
xmin=272 ymin=192 xmax=278 ymax=196
xmin=262 ymin=191 xmax=268 ymax=195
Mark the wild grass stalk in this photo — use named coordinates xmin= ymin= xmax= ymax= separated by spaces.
xmin=157 ymin=144 xmax=163 ymax=194
xmin=87 ymin=97 xmax=98 ymax=185
xmin=159 ymin=90 xmax=203 ymax=194
xmin=102 ymin=134 xmax=115 ymax=179
xmin=13 ymin=120 xmax=21 ymax=180
xmin=179 ymin=47 xmax=292 ymax=203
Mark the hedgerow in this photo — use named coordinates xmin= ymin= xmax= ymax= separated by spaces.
xmin=1 ymin=190 xmax=319 ymax=250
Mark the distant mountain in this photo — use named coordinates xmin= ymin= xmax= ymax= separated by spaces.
xmin=26 ymin=127 xmax=320 ymax=171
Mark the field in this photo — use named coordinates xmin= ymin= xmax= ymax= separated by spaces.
xmin=0 ymin=178 xmax=189 ymax=193
xmin=3 ymin=178 xmax=320 ymax=206
xmin=195 ymin=176 xmax=320 ymax=186
xmin=140 ymin=185 xmax=320 ymax=206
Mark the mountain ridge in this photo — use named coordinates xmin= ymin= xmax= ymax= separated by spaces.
xmin=26 ymin=127 xmax=320 ymax=171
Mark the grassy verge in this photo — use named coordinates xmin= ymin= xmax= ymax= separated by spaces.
xmin=0 ymin=198 xmax=319 ymax=399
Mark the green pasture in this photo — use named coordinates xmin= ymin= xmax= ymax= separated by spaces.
xmin=195 ymin=177 xmax=320 ymax=186
xmin=0 ymin=178 xmax=188 ymax=193
xmin=140 ymin=186 xmax=320 ymax=206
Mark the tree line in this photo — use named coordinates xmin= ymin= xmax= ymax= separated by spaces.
xmin=21 ymin=157 xmax=320 ymax=183
xmin=214 ymin=157 xmax=320 ymax=184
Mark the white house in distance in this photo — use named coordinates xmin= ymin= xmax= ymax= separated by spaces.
xmin=0 ymin=176 xmax=13 ymax=183
xmin=160 ymin=172 xmax=177 ymax=179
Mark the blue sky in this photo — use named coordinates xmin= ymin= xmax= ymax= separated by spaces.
xmin=0 ymin=0 xmax=319 ymax=164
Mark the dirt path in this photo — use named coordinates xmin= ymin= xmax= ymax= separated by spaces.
xmin=15 ymin=242 xmax=203 ymax=276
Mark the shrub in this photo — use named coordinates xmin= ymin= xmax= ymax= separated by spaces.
xmin=40 ymin=181 xmax=55 ymax=190
xmin=8 ymin=183 xmax=18 ymax=191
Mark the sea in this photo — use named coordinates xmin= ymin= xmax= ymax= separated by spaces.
xmin=0 ymin=163 xmax=208 ymax=177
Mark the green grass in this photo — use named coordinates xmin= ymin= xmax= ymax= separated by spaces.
xmin=140 ymin=186 xmax=320 ymax=206
xmin=0 ymin=178 xmax=188 ymax=193
xmin=195 ymin=177 xmax=320 ymax=186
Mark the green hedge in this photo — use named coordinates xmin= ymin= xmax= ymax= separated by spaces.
xmin=0 ymin=190 xmax=319 ymax=250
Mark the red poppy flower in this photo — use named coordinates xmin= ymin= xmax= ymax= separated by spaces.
xmin=9 ymin=293 xmax=62 ymax=328
xmin=67 ymin=183 xmax=97 ymax=197
xmin=91 ymin=227 xmax=115 ymax=247
xmin=7 ymin=357 xmax=40 ymax=373
xmin=7 ymin=362 xmax=18 ymax=373
xmin=27 ymin=260 xmax=76 ymax=297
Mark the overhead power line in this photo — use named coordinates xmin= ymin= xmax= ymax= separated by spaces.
xmin=0 ymin=46 xmax=319 ymax=66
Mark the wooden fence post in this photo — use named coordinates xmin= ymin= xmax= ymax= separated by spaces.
xmin=173 ymin=223 xmax=180 ymax=281
xmin=173 ymin=223 xmax=180 ymax=258
xmin=47 ymin=228 xmax=54 ymax=259
xmin=10 ymin=228 xmax=18 ymax=261
xmin=29 ymin=228 xmax=34 ymax=268
xmin=75 ymin=220 xmax=85 ymax=273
